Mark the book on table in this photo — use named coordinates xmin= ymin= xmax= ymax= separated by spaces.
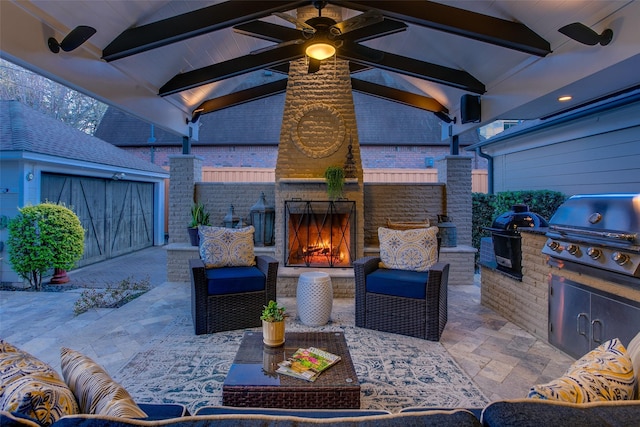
xmin=276 ymin=347 xmax=341 ymax=382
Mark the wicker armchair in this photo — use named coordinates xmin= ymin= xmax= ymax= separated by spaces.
xmin=353 ymin=257 xmax=449 ymax=341
xmin=189 ymin=256 xmax=278 ymax=335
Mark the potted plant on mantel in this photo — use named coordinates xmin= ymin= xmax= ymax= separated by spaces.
xmin=261 ymin=300 xmax=286 ymax=347
xmin=324 ymin=165 xmax=345 ymax=200
xmin=188 ymin=202 xmax=210 ymax=246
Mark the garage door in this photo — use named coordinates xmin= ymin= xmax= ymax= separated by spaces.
xmin=41 ymin=173 xmax=154 ymax=267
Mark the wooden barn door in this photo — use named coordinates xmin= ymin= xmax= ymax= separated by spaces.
xmin=110 ymin=180 xmax=154 ymax=257
xmin=41 ymin=173 xmax=154 ymax=267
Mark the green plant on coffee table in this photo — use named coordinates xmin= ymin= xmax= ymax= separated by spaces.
xmin=260 ymin=300 xmax=286 ymax=322
xmin=324 ymin=165 xmax=345 ymax=200
xmin=73 ymin=275 xmax=151 ymax=315
xmin=7 ymin=202 xmax=85 ymax=291
xmin=189 ymin=202 xmax=211 ymax=228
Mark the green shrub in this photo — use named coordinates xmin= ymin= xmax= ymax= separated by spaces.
xmin=471 ymin=190 xmax=567 ymax=267
xmin=7 ymin=202 xmax=85 ymax=290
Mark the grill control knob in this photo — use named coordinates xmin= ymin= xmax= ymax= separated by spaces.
xmin=587 ymin=247 xmax=602 ymax=260
xmin=547 ymin=241 xmax=561 ymax=251
xmin=566 ymin=244 xmax=580 ymax=255
xmin=612 ymin=252 xmax=630 ymax=266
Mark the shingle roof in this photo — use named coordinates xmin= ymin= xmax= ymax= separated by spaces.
xmin=95 ymin=92 xmax=480 ymax=147
xmin=0 ymin=100 xmax=167 ymax=174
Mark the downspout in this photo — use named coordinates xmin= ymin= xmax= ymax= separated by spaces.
xmin=476 ymin=147 xmax=494 ymax=194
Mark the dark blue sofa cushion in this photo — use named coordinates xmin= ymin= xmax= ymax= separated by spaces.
xmin=481 ymin=400 xmax=640 ymax=427
xmin=205 ymin=266 xmax=265 ymax=295
xmin=366 ymin=268 xmax=430 ymax=299
xmin=137 ymin=404 xmax=189 ymax=420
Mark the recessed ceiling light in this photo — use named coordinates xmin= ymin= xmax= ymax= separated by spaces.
xmin=558 ymin=95 xmax=573 ymax=102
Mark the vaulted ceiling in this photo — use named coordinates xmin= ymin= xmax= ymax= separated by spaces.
xmin=1 ymin=0 xmax=639 ymax=139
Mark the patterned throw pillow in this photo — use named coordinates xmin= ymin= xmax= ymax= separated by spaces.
xmin=0 ymin=339 xmax=79 ymax=426
xmin=199 ymin=225 xmax=256 ymax=268
xmin=528 ymin=338 xmax=636 ymax=402
xmin=60 ymin=348 xmax=147 ymax=418
xmin=378 ymin=226 xmax=439 ymax=272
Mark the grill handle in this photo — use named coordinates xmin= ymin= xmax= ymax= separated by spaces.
xmin=550 ymin=225 xmax=636 ymax=242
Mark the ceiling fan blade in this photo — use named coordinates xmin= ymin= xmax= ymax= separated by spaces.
xmin=308 ymin=57 xmax=322 ymax=73
xmin=234 ymin=20 xmax=304 ymax=43
xmin=558 ymin=22 xmax=613 ymax=46
xmin=339 ymin=41 xmax=384 ymax=62
xmin=273 ymin=12 xmax=316 ymax=34
xmin=330 ymin=10 xmax=383 ymax=37
xmin=59 ymin=25 xmax=97 ymax=52
xmin=251 ymin=38 xmax=304 ymax=55
xmin=335 ymin=18 xmax=407 ymax=43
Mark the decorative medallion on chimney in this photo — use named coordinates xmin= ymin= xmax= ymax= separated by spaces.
xmin=290 ymin=103 xmax=346 ymax=159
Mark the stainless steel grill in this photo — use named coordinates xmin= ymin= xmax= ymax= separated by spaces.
xmin=542 ymin=193 xmax=640 ymax=286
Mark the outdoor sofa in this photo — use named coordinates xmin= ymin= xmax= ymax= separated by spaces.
xmin=2 ymin=330 xmax=639 ymax=427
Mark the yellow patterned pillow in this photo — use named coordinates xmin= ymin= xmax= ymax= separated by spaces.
xmin=199 ymin=225 xmax=256 ymax=268
xmin=0 ymin=339 xmax=79 ymax=426
xmin=378 ymin=226 xmax=439 ymax=272
xmin=60 ymin=348 xmax=147 ymax=418
xmin=528 ymin=338 xmax=636 ymax=402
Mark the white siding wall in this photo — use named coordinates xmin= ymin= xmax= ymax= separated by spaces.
xmin=486 ymin=101 xmax=640 ymax=196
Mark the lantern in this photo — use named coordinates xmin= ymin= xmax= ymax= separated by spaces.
xmin=250 ymin=192 xmax=275 ymax=246
xmin=223 ymin=204 xmax=240 ymax=228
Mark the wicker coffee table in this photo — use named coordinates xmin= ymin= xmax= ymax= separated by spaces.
xmin=223 ymin=331 xmax=360 ymax=409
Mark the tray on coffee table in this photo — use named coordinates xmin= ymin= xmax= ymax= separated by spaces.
xmin=223 ymin=331 xmax=360 ymax=409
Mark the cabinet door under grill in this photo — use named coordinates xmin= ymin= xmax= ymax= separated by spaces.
xmin=549 ymin=277 xmax=591 ymax=358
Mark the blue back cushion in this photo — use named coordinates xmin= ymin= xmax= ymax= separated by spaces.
xmin=366 ymin=268 xmax=430 ymax=299
xmin=206 ymin=266 xmax=265 ymax=295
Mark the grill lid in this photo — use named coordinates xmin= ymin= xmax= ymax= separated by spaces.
xmin=543 ymin=193 xmax=640 ymax=281
xmin=547 ymin=193 xmax=640 ymax=246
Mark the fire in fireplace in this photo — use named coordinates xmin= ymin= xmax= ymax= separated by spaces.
xmin=285 ymin=200 xmax=356 ymax=267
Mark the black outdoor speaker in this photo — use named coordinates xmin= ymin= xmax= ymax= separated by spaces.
xmin=461 ymin=94 xmax=481 ymax=124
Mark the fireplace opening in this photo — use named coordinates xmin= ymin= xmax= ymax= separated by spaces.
xmin=285 ymin=200 xmax=356 ymax=267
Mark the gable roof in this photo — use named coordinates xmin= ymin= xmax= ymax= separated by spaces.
xmin=0 ymin=100 xmax=167 ymax=174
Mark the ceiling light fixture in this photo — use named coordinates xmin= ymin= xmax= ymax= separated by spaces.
xmin=558 ymin=95 xmax=573 ymax=102
xmin=305 ymin=42 xmax=336 ymax=60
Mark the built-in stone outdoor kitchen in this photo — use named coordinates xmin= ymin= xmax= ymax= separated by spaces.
xmin=166 ymin=5 xmax=477 ymax=297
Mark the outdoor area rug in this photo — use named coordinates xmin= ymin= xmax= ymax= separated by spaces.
xmin=115 ymin=303 xmax=489 ymax=414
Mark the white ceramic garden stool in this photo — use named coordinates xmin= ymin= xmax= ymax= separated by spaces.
xmin=296 ymin=271 xmax=333 ymax=326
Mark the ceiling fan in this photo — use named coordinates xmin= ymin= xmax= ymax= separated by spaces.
xmin=235 ymin=1 xmax=403 ymax=73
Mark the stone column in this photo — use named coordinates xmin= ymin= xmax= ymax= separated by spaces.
xmin=437 ymin=155 xmax=473 ymax=246
xmin=168 ymin=155 xmax=202 ymax=244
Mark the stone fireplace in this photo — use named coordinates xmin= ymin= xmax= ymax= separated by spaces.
xmin=273 ymin=5 xmax=365 ymax=281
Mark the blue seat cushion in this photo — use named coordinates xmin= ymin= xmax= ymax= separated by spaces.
xmin=205 ymin=266 xmax=265 ymax=295
xmin=366 ymin=268 xmax=430 ymax=299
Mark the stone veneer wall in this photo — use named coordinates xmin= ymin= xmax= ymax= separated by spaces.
xmin=480 ymin=231 xmax=551 ymax=341
xmin=166 ymin=156 xmax=477 ymax=287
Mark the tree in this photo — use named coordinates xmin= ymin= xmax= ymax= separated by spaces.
xmin=7 ymin=202 xmax=85 ymax=290
xmin=0 ymin=58 xmax=107 ymax=134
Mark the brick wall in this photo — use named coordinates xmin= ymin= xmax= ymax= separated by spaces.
xmin=480 ymin=231 xmax=551 ymax=341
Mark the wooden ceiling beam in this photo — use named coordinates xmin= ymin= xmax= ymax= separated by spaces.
xmin=191 ymin=79 xmax=288 ymax=122
xmin=351 ymin=78 xmax=447 ymax=113
xmin=341 ymin=42 xmax=486 ymax=94
xmin=336 ymin=0 xmax=551 ymax=56
xmin=159 ymin=43 xmax=304 ymax=96
xmin=103 ymin=1 xmax=307 ymax=61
